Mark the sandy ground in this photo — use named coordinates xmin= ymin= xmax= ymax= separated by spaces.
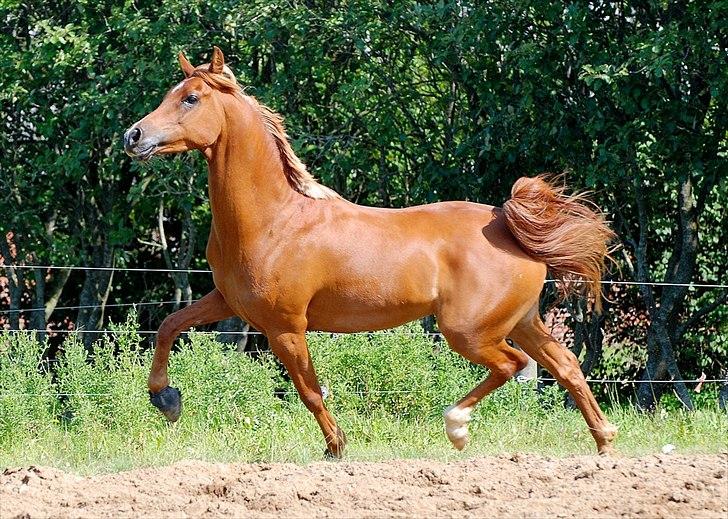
xmin=1 ymin=454 xmax=726 ymax=518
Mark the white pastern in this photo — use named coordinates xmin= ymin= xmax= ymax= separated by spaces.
xmin=444 ymin=405 xmax=472 ymax=451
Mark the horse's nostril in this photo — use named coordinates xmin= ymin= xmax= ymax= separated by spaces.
xmin=130 ymin=127 xmax=142 ymax=144
xmin=123 ymin=126 xmax=146 ymax=155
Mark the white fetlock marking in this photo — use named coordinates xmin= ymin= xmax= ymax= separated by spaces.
xmin=444 ymin=405 xmax=472 ymax=451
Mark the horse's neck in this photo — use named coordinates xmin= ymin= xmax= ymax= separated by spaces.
xmin=206 ymin=95 xmax=300 ymax=247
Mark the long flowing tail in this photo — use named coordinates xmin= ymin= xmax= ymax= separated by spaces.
xmin=502 ymin=175 xmax=615 ymax=312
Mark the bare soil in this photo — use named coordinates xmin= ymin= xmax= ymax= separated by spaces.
xmin=2 ymin=454 xmax=726 ymax=518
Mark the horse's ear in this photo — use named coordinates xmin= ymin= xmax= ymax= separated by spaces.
xmin=178 ymin=51 xmax=195 ymax=78
xmin=209 ymin=46 xmax=225 ymax=74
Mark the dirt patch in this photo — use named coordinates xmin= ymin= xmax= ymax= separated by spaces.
xmin=2 ymin=454 xmax=726 ymax=518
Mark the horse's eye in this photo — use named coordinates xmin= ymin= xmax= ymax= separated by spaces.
xmin=183 ymin=94 xmax=198 ymax=105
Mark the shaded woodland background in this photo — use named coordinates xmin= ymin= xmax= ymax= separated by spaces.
xmin=1 ymin=0 xmax=726 ymax=410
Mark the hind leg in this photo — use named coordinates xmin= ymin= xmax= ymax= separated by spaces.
xmin=441 ymin=332 xmax=529 ymax=450
xmin=509 ymin=307 xmax=617 ymax=454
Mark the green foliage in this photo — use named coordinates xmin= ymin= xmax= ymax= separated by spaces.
xmin=53 ymin=315 xmax=284 ymax=437
xmin=594 ymin=341 xmax=649 ymax=383
xmin=306 ymin=323 xmax=481 ymax=418
xmin=0 ymin=322 xmax=726 ymax=473
xmin=55 ymin=315 xmax=156 ymax=432
xmin=0 ymin=333 xmax=57 ymax=446
xmin=169 ymin=334 xmax=283 ymax=430
xmin=0 ymin=0 xmax=726 ymax=407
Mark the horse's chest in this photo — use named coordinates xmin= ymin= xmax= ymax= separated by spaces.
xmin=211 ymin=267 xmax=282 ymax=326
xmin=206 ymin=230 xmax=310 ymax=330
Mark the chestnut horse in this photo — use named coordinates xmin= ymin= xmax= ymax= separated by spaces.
xmin=124 ymin=47 xmax=617 ymax=457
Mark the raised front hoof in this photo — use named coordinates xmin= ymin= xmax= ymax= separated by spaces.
xmin=149 ymin=386 xmax=182 ymax=422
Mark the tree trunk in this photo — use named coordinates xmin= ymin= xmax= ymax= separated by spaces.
xmin=44 ymin=268 xmax=71 ymax=321
xmin=216 ymin=316 xmax=269 ymax=354
xmin=636 ymin=176 xmax=698 ymax=411
xmin=76 ymin=242 xmax=115 ymax=348
xmin=1 ymin=234 xmax=69 ymax=336
xmin=0 ymin=235 xmax=24 ymax=330
xmin=31 ymin=267 xmax=46 ymax=342
xmin=420 ymin=315 xmax=442 ymax=343
xmin=216 ymin=316 xmax=249 ymax=352
xmin=158 ymin=201 xmax=195 ymax=311
xmin=719 ymin=371 xmax=728 ymax=412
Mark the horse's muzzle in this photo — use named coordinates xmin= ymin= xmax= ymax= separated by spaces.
xmin=124 ymin=126 xmax=141 ymax=151
xmin=123 ymin=126 xmax=157 ymax=160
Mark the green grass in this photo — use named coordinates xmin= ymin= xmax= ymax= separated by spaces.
xmin=1 ymin=317 xmax=726 ymax=475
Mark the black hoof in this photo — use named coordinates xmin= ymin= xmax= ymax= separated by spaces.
xmin=149 ymin=386 xmax=182 ymax=422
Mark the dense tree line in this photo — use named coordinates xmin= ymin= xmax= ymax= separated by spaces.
xmin=1 ymin=1 xmax=726 ymax=409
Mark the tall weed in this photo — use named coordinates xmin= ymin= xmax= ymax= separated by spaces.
xmin=0 ymin=316 xmax=725 ymax=472
xmin=0 ymin=333 xmax=57 ymax=445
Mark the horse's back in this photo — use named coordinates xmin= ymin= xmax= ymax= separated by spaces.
xmin=329 ymin=199 xmax=538 ymax=268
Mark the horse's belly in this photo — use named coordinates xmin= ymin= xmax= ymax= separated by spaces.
xmin=304 ymin=236 xmax=442 ymax=332
xmin=305 ymin=292 xmax=433 ymax=332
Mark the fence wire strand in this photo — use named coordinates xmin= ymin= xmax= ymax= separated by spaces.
xmin=1 ymin=377 xmax=726 ymax=399
xmin=0 ymin=300 xmax=200 ymax=315
xmin=1 ymin=264 xmax=726 ymax=288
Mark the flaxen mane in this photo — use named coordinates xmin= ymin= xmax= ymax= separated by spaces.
xmin=192 ymin=69 xmax=341 ymax=200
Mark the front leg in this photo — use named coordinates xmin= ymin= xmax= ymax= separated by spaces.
xmin=149 ymin=288 xmax=234 ymax=421
xmin=269 ymin=330 xmax=347 ymax=458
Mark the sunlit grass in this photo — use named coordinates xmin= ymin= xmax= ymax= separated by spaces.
xmin=2 ymin=398 xmax=725 ymax=476
xmin=1 ymin=321 xmax=726 ymax=475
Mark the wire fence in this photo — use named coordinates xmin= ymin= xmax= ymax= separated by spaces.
xmin=1 ymin=327 xmax=726 ymax=396
xmin=0 ymin=388 xmax=417 ymax=398
xmin=1 ymin=265 xmax=213 ymax=274
xmin=2 ymin=265 xmax=726 ymax=397
xmin=1 ymin=264 xmax=727 ymax=288
xmin=6 ymin=351 xmax=727 ymax=386
xmin=0 ymin=265 xmax=725 ymax=317
xmin=3 ymin=328 xmax=433 ymax=336
xmin=0 ymin=300 xmax=196 ymax=315
xmin=1 ymin=376 xmax=725 ymax=400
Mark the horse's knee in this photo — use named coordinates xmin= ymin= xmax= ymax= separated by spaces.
xmin=489 ymin=348 xmax=529 ymax=381
xmin=489 ymin=364 xmax=517 ymax=381
xmin=299 ymin=389 xmax=325 ymax=413
xmin=512 ymin=348 xmax=530 ymax=373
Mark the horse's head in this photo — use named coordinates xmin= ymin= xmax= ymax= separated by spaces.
xmin=124 ymin=47 xmax=237 ymax=160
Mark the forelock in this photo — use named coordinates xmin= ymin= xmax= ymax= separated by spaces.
xmin=190 ymin=69 xmax=240 ymax=95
